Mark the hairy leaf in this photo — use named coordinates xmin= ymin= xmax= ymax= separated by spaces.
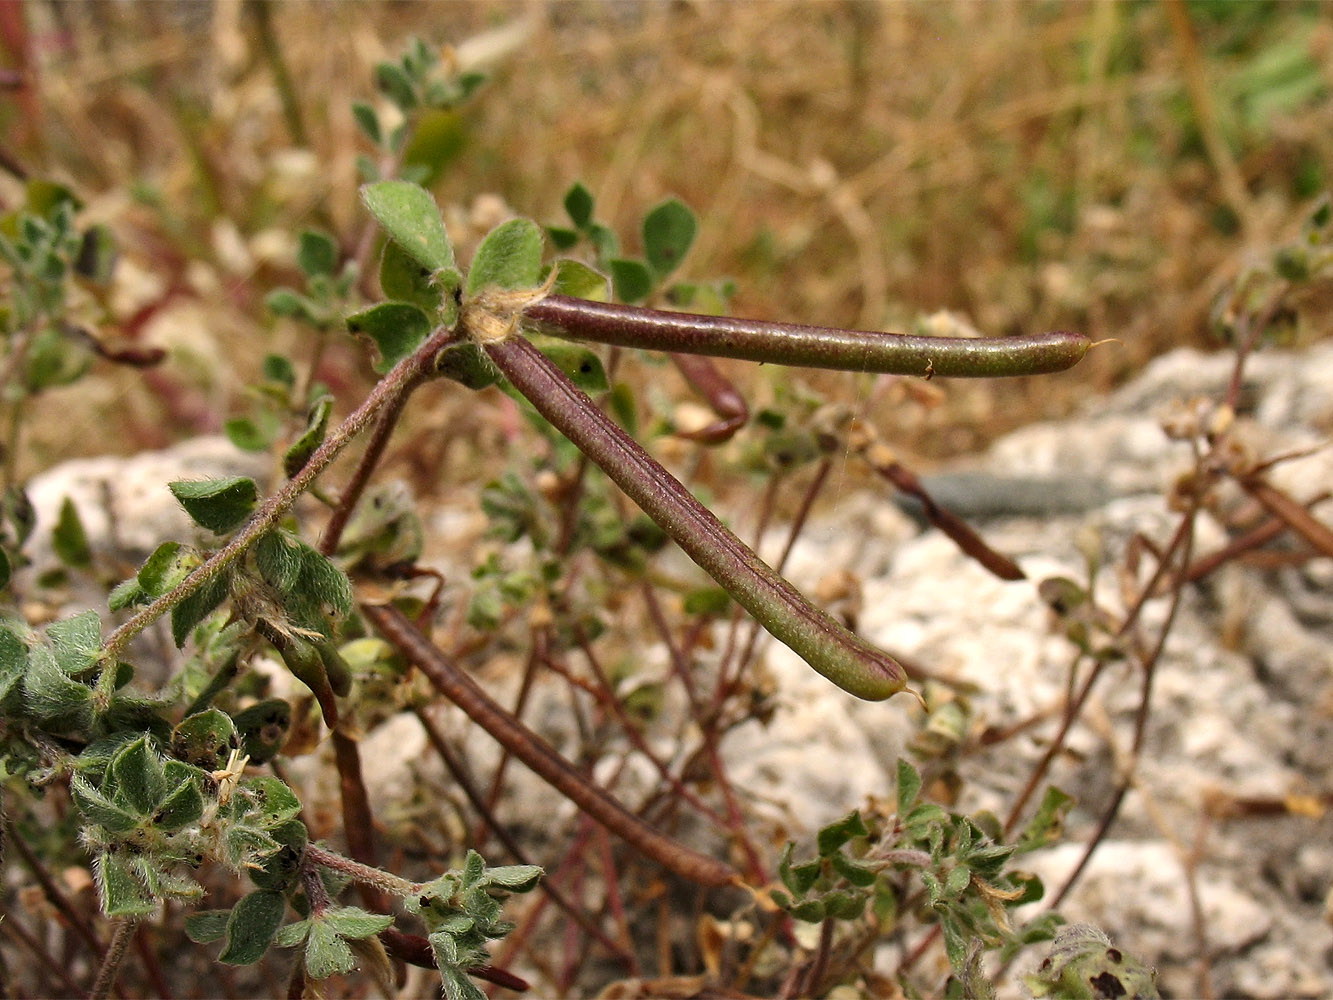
xmin=360 ymin=181 xmax=455 ymax=272
xmin=346 ymin=301 xmax=433 ymax=375
xmin=467 ymin=218 xmax=543 ymax=295
xmin=169 ymin=477 xmax=259 ymax=535
xmin=305 ymin=919 xmax=356 ymax=979
xmin=219 ymin=889 xmax=286 ymax=965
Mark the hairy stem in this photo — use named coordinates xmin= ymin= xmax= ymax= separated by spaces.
xmin=99 ymin=327 xmax=450 ymax=666
xmin=89 ymin=917 xmax=138 ymax=1000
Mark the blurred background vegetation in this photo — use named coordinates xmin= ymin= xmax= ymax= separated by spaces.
xmin=2 ymin=0 xmax=1330 ymax=476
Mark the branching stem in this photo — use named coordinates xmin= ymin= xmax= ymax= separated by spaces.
xmin=99 ymin=326 xmax=453 ymax=668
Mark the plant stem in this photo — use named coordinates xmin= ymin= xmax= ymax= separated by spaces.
xmin=524 ymin=295 xmax=1090 ymax=378
xmin=363 ymin=601 xmax=739 ymax=888
xmin=482 ymin=333 xmax=907 ymax=701
xmin=89 ymin=917 xmax=138 ymax=1000
xmin=304 ymin=843 xmax=418 ymax=897
xmin=318 ymin=377 xmax=417 ymax=557
xmin=99 ymin=326 xmax=451 ymax=667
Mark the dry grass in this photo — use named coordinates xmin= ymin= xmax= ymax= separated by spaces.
xmin=6 ymin=0 xmax=1331 ymax=477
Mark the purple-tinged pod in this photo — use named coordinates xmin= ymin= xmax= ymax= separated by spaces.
xmin=524 ymin=295 xmax=1089 ymax=378
xmin=482 ymin=334 xmax=907 ymax=701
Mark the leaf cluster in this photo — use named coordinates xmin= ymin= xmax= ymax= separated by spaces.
xmin=771 ymin=759 xmax=1072 ymax=979
xmin=405 ymin=850 xmax=542 ymax=1000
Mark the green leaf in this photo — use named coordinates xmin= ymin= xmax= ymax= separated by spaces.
xmin=170 ymin=708 xmax=240 ymax=771
xmin=219 ymin=889 xmax=286 ymax=965
xmin=231 ymin=698 xmax=291 ymax=766
xmin=943 ymin=863 xmax=972 ymax=898
xmin=71 ymin=775 xmax=142 ymax=833
xmin=777 ymin=843 xmax=821 ymax=897
xmin=224 ymin=416 xmax=276 ymax=453
xmin=823 ymin=888 xmax=868 ymax=920
xmin=817 ymin=810 xmax=868 ymax=857
xmin=323 ymin=906 xmax=394 ymax=940
xmin=248 ymin=818 xmax=307 ymax=891
xmin=564 ymin=182 xmax=595 ymax=228
xmin=305 ymin=919 xmax=356 ymax=979
xmin=110 ymin=736 xmax=166 ymax=816
xmin=185 ymin=910 xmax=232 ymax=944
xmin=297 ymin=230 xmax=338 ymax=278
xmin=433 ymin=341 xmax=497 ymax=389
xmin=374 ymin=61 xmax=417 ymax=112
xmin=940 ymin=916 xmax=968 ymax=974
xmin=608 ymin=257 xmax=653 ymax=303
xmin=402 ymin=108 xmax=467 ymax=186
xmin=113 ymin=578 xmax=148 ymax=610
xmin=97 ymin=852 xmax=155 ymax=917
xmin=789 ymin=898 xmax=827 ymax=923
xmin=345 ymin=301 xmax=433 ymax=375
xmin=441 ymin=966 xmax=487 ymax=1000
xmin=279 ymin=541 xmax=353 ymax=629
xmin=265 ymin=288 xmax=325 ymax=324
xmin=549 ymin=259 xmax=610 ymax=301
xmin=546 ymin=226 xmax=578 ymax=251
xmin=462 ymin=849 xmax=486 ymax=887
xmin=830 ymin=852 xmax=879 ymax=888
xmin=47 ymin=609 xmax=102 ymax=674
xmin=360 ymin=181 xmax=455 ymax=273
xmin=0 ymin=548 xmax=11 ymax=592
xmin=240 ymin=775 xmax=303 ymax=826
xmin=643 ymin=198 xmax=696 ymax=279
xmin=0 ymin=625 xmax=25 ymax=703
xmin=351 ymin=101 xmax=382 ymax=146
xmin=52 ymin=496 xmax=92 ymax=569
xmin=533 ymin=339 xmax=608 ymax=392
xmin=263 ymin=354 xmax=296 ymax=387
xmin=74 ymin=223 xmax=117 ymax=284
xmin=256 ymin=530 xmax=302 ymax=592
xmin=171 ymin=568 xmax=232 ymax=647
xmin=274 ymin=919 xmax=311 ymax=949
xmin=169 ymin=477 xmax=259 ymax=534
xmin=155 ymin=764 xmax=205 ymax=830
xmin=379 ymin=238 xmax=444 ymax=312
xmin=22 ymin=644 xmax=91 ymax=728
xmin=1016 ymin=786 xmax=1074 ymax=855
xmin=683 ymin=586 xmax=730 ymax=616
xmin=283 ymin=395 xmax=333 ymax=478
xmin=897 ymin=758 xmax=923 ymax=816
xmin=480 ymin=864 xmax=542 ymax=894
xmin=466 ymin=218 xmax=544 ymax=295
xmin=137 ymin=541 xmax=198 ymax=597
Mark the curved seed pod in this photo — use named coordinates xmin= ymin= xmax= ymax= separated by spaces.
xmin=482 ymin=334 xmax=906 ymax=701
xmin=524 ymin=295 xmax=1089 ymax=378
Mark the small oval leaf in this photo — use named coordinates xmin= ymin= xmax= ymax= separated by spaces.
xmin=466 ymin=218 xmax=544 ymax=295
xmin=219 ymin=889 xmax=286 ymax=965
xmin=345 ymin=302 xmax=432 ymax=375
xmin=169 ymin=477 xmax=259 ymax=535
xmin=360 ymin=181 xmax=455 ymax=272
